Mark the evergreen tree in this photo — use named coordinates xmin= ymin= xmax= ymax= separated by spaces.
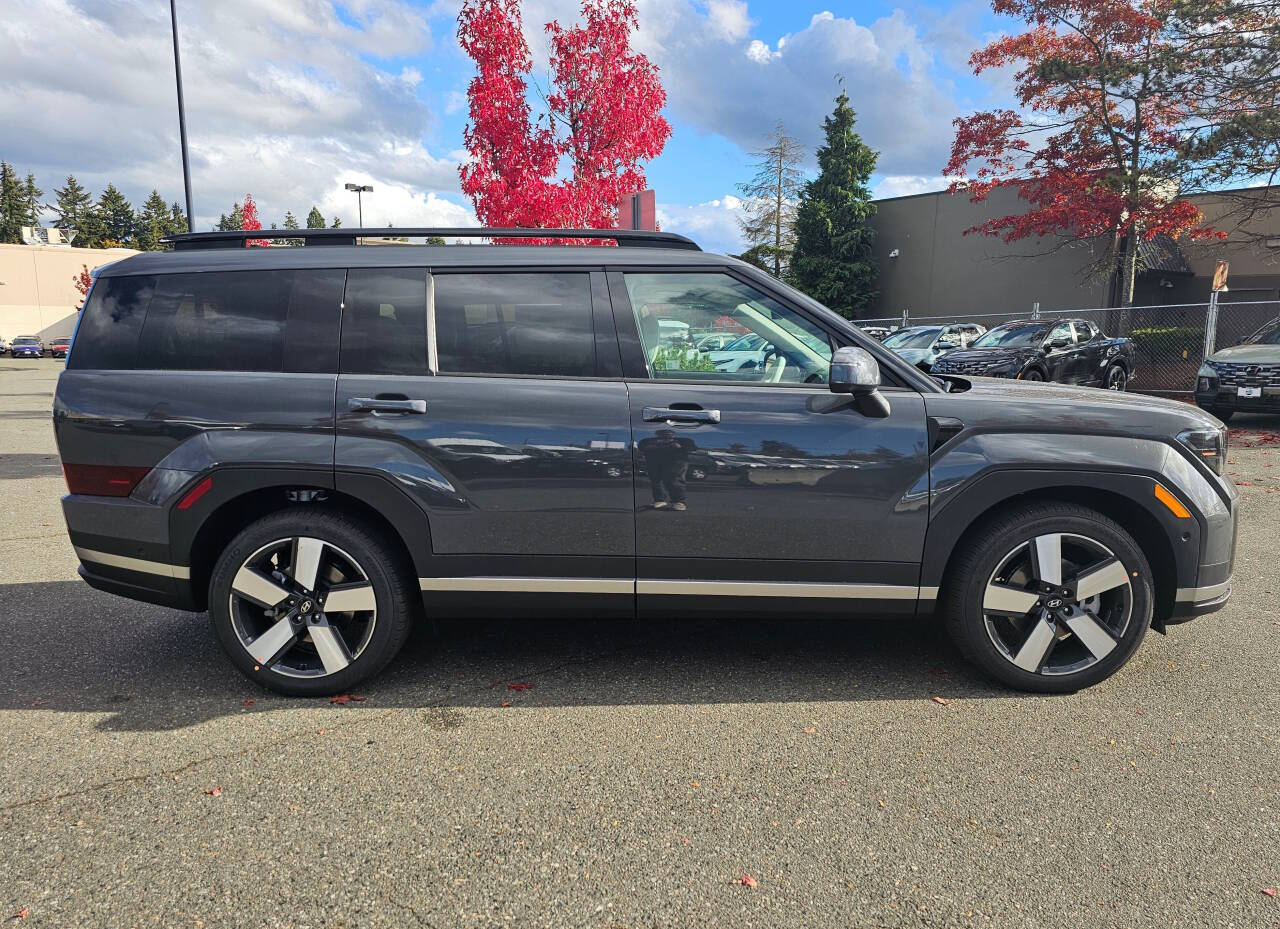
xmin=96 ymin=183 xmax=135 ymax=247
xmin=49 ymin=175 xmax=96 ymax=245
xmin=736 ymin=122 xmax=806 ymax=277
xmin=0 ymin=162 xmax=23 ymax=243
xmin=426 ymin=235 xmax=447 ymax=245
xmin=134 ymin=189 xmax=172 ymax=251
xmin=283 ymin=210 xmax=301 ymax=245
xmin=21 ymin=173 xmax=43 ymax=228
xmin=787 ymin=91 xmax=879 ymax=318
xmin=305 ymin=206 xmax=326 ymax=229
xmin=330 ymin=215 xmax=342 ymax=228
xmin=732 ymin=244 xmax=774 ymax=272
xmin=169 ymin=202 xmax=188 ymax=236
xmin=216 ymin=202 xmax=244 ymax=231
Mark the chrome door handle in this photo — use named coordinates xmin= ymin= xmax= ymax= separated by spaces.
xmin=348 ymin=397 xmax=427 ymax=414
xmin=642 ymin=407 xmax=721 ymax=425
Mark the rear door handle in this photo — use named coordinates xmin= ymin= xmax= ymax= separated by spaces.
xmin=642 ymin=407 xmax=721 ymax=425
xmin=348 ymin=397 xmax=427 ymax=414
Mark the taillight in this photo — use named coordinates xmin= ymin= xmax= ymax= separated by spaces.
xmin=63 ymin=463 xmax=152 ymax=497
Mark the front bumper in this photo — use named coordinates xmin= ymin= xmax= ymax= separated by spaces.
xmin=1169 ymin=578 xmax=1232 ymax=622
xmin=1196 ymin=383 xmax=1280 ymax=413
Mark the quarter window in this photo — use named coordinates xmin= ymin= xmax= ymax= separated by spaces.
xmin=433 ymin=273 xmax=596 ymax=377
xmin=68 ymin=275 xmax=156 ymax=370
xmin=623 ymin=272 xmax=832 ymax=385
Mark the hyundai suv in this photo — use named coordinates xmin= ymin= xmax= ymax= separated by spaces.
xmin=54 ymin=227 xmax=1237 ymax=696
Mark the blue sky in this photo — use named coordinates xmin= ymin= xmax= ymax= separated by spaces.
xmin=1 ymin=0 xmax=1018 ymax=254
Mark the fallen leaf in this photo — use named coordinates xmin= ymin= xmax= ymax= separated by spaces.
xmin=691 ymin=780 xmax=701 ymax=788
xmin=241 ymin=699 xmax=255 ymax=707
xmin=802 ymin=726 xmax=817 ymax=734
xmin=740 ymin=875 xmax=758 ymax=889
xmin=329 ymin=694 xmax=368 ymax=705
xmin=682 ymin=836 xmax=691 ymax=846
xmin=1263 ymin=887 xmax=1278 ymax=897
xmin=13 ymin=906 xmax=29 ymax=920
xmin=932 ymin=696 xmax=951 ymax=706
xmin=507 ymin=682 xmax=535 ymax=692
xmin=500 ymin=700 xmax=511 ymax=708
xmin=204 ymin=786 xmax=223 ymax=797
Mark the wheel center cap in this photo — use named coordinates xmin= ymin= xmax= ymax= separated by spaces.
xmin=299 ymin=599 xmax=314 ymax=614
xmin=1045 ymin=598 xmax=1064 ymax=610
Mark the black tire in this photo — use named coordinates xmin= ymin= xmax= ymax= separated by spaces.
xmin=209 ymin=507 xmax=417 ymax=696
xmin=1211 ymin=407 xmax=1235 ymax=423
xmin=1105 ymin=365 xmax=1128 ymax=391
xmin=1021 ymin=368 xmax=1045 ymax=382
xmin=942 ymin=502 xmax=1152 ymax=693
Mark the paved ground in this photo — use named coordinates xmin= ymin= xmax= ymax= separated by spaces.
xmin=1 ymin=358 xmax=1277 ymax=928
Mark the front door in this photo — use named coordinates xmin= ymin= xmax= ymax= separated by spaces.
xmin=610 ymin=270 xmax=931 ymax=616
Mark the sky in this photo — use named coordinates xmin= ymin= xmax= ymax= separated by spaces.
xmin=0 ymin=0 xmax=1018 ymax=255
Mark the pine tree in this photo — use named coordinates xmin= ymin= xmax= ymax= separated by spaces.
xmin=134 ymin=190 xmax=172 ymax=251
xmin=736 ymin=122 xmax=806 ymax=278
xmin=168 ymin=202 xmax=188 ymax=237
xmin=21 ymin=173 xmax=43 ymax=228
xmin=96 ymin=183 xmax=135 ymax=247
xmin=787 ymin=92 xmax=879 ymax=318
xmin=330 ymin=215 xmax=342 ymax=229
xmin=216 ymin=202 xmax=244 ymax=231
xmin=0 ymin=162 xmax=23 ymax=243
xmin=50 ymin=175 xmax=96 ymax=246
xmin=305 ymin=206 xmax=326 ymax=229
xmin=283 ymin=210 xmax=301 ymax=246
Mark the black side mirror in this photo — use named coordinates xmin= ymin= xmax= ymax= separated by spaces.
xmin=829 ymin=346 xmax=890 ymax=417
xmin=1048 ymin=338 xmax=1070 ymax=350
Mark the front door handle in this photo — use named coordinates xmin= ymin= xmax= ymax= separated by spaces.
xmin=348 ymin=397 xmax=427 ymax=415
xmin=642 ymin=407 xmax=721 ymax=425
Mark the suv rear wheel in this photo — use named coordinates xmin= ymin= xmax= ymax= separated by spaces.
xmin=943 ymin=503 xmax=1152 ymax=693
xmin=209 ymin=508 xmax=416 ymax=696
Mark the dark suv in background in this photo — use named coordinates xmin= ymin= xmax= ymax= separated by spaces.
xmin=55 ymin=228 xmax=1237 ymax=696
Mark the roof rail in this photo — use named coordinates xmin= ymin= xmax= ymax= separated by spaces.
xmin=163 ymin=227 xmax=700 ymax=251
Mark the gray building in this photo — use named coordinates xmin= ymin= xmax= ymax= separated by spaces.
xmin=868 ymin=184 xmax=1280 ymax=318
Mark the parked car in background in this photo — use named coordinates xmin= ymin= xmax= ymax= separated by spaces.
xmin=693 ymin=331 xmax=740 ymax=352
xmin=1195 ymin=316 xmax=1280 ymax=421
xmin=51 ymin=337 xmax=72 ymax=359
xmin=882 ymin=323 xmax=986 ymax=372
xmin=930 ymin=318 xmax=1135 ymax=389
xmin=857 ymin=325 xmax=892 ymax=341
xmin=10 ymin=336 xmax=43 ymax=359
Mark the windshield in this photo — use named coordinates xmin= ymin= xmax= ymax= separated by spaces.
xmin=883 ymin=327 xmax=941 ymax=349
xmin=723 ymin=333 xmax=765 ymax=352
xmin=1246 ymin=319 xmax=1280 ymax=345
xmin=974 ymin=323 xmax=1049 ymax=348
xmin=13 ymin=338 xmax=38 ymax=345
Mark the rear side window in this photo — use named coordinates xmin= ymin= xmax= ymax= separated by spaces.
xmin=69 ymin=275 xmax=156 ymax=370
xmin=434 ymin=273 xmax=595 ymax=377
xmin=340 ymin=268 xmax=428 ymax=376
xmin=136 ymin=270 xmax=344 ymax=372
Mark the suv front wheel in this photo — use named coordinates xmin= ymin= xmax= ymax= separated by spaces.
xmin=209 ymin=508 xmax=416 ymax=696
xmin=943 ymin=503 xmax=1152 ymax=693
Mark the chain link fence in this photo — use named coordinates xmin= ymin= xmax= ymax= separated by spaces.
xmin=858 ymin=300 xmax=1280 ymax=395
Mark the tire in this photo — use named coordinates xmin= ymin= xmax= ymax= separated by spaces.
xmin=1021 ymin=368 xmax=1045 ymax=382
xmin=209 ymin=507 xmax=417 ymax=696
xmin=942 ymin=502 xmax=1152 ymax=693
xmin=1105 ymin=365 xmax=1128 ymax=391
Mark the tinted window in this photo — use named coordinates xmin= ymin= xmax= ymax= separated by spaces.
xmin=68 ymin=275 xmax=156 ymax=370
xmin=133 ymin=270 xmax=344 ymax=372
xmin=884 ymin=327 xmax=941 ymax=349
xmin=1072 ymin=321 xmax=1095 ymax=342
xmin=434 ymin=273 xmax=595 ymax=377
xmin=1046 ymin=321 xmax=1074 ymax=345
xmin=340 ymin=269 xmax=428 ymax=376
xmin=974 ymin=323 xmax=1049 ymax=348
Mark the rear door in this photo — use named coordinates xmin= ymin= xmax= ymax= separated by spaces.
xmin=1071 ymin=320 xmax=1104 ymax=385
xmin=610 ymin=269 xmax=930 ymax=617
xmin=333 ymin=267 xmax=634 ymax=616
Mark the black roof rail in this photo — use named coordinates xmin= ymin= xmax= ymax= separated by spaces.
xmin=163 ymin=227 xmax=700 ymax=251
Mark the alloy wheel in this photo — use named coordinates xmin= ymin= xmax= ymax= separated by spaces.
xmin=982 ymin=532 xmax=1133 ymax=676
xmin=228 ymin=537 xmax=378 ymax=679
xmin=1107 ymin=367 xmax=1127 ymax=390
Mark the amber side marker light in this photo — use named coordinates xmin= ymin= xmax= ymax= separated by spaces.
xmin=1154 ymin=482 xmax=1191 ymax=519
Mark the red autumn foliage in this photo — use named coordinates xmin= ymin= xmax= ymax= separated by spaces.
xmin=944 ymin=0 xmax=1226 ymax=286
xmin=240 ymin=193 xmax=270 ymax=248
xmin=458 ymin=0 xmax=670 ymax=238
xmin=72 ymin=264 xmax=92 ymax=307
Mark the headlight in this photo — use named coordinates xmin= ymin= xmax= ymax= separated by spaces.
xmin=1177 ymin=426 xmax=1228 ymax=476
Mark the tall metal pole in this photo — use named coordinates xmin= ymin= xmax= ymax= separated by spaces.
xmin=170 ymin=0 xmax=195 ymax=231
xmin=357 ymin=191 xmax=364 ymax=228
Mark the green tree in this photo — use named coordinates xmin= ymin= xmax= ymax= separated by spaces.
xmin=282 ymin=210 xmax=301 ymax=246
xmin=216 ymin=202 xmax=244 ymax=232
xmin=49 ymin=175 xmax=96 ymax=245
xmin=732 ymin=244 xmax=774 ymax=272
xmin=787 ymin=91 xmax=879 ymax=318
xmin=0 ymin=162 xmax=23 ymax=243
xmin=21 ymin=173 xmax=43 ymax=228
xmin=168 ymin=202 xmax=188 ymax=236
xmin=330 ymin=215 xmax=342 ymax=228
xmin=736 ymin=122 xmax=806 ymax=277
xmin=426 ymin=235 xmax=447 ymax=245
xmin=134 ymin=189 xmax=172 ymax=251
xmin=96 ymin=183 xmax=135 ymax=247
xmin=305 ymin=206 xmax=326 ymax=229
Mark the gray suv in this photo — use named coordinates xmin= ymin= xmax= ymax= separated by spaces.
xmin=54 ymin=228 xmax=1237 ymax=696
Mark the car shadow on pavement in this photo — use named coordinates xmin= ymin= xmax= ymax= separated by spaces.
xmin=0 ymin=452 xmax=63 ymax=479
xmin=0 ymin=581 xmax=1010 ymax=732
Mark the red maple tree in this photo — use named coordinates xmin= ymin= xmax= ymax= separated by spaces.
xmin=240 ymin=193 xmax=270 ymax=247
xmin=458 ymin=0 xmax=670 ymax=236
xmin=944 ymin=0 xmax=1226 ymax=306
xmin=72 ymin=264 xmax=92 ymax=309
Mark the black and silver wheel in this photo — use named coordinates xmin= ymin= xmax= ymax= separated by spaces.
xmin=209 ymin=508 xmax=415 ymax=696
xmin=1106 ymin=365 xmax=1128 ymax=391
xmin=1021 ymin=368 xmax=1045 ymax=382
xmin=944 ymin=503 xmax=1152 ymax=692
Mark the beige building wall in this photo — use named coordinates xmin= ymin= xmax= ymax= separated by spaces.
xmin=0 ymin=244 xmax=139 ymax=341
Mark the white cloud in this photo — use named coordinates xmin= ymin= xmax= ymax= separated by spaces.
xmin=0 ymin=0 xmax=469 ymax=232
xmin=874 ymin=175 xmax=955 ymax=199
xmin=706 ymin=0 xmax=753 ymax=42
xmin=745 ymin=39 xmax=778 ymax=63
xmin=656 ymin=195 xmax=746 ymax=255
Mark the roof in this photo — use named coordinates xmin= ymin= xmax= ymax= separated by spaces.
xmin=1137 ymin=233 xmax=1194 ymax=275
xmin=97 ymin=244 xmax=736 ymax=278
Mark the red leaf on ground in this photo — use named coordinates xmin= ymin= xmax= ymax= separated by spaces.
xmin=802 ymin=726 xmax=817 ymax=734
xmin=1263 ymin=887 xmax=1278 ymax=897
xmin=13 ymin=906 xmax=29 ymax=919
xmin=682 ymin=836 xmax=691 ymax=846
xmin=329 ymin=694 xmax=368 ymax=705
xmin=507 ymin=682 xmax=535 ymax=691
xmin=204 ymin=786 xmax=223 ymax=797
xmin=739 ymin=875 xmax=758 ymax=889
xmin=500 ymin=700 xmax=511 ymax=708
xmin=241 ymin=699 xmax=255 ymax=707
xmin=932 ymin=696 xmax=951 ymax=706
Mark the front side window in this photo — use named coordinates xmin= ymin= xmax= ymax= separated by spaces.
xmin=624 ymin=272 xmax=832 ymax=385
xmin=433 ymin=273 xmax=595 ymax=377
xmin=1072 ymin=321 xmax=1095 ymax=342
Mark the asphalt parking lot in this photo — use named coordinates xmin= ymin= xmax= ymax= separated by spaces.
xmin=1 ymin=358 xmax=1277 ymax=928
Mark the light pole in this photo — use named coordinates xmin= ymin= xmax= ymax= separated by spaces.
xmin=169 ymin=0 xmax=195 ymax=231
xmin=344 ymin=183 xmax=373 ymax=227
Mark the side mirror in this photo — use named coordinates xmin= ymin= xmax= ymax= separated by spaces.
xmin=829 ymin=346 xmax=881 ymax=394
xmin=1048 ymin=338 xmax=1070 ymax=350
